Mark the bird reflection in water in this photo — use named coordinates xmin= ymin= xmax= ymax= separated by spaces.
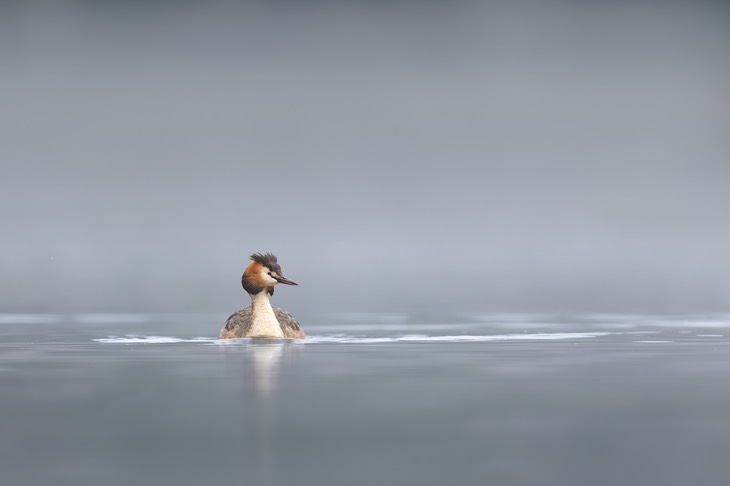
xmin=220 ymin=340 xmax=303 ymax=486
xmin=247 ymin=340 xmax=286 ymax=398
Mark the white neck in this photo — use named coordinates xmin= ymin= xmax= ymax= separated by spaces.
xmin=248 ymin=291 xmax=284 ymax=338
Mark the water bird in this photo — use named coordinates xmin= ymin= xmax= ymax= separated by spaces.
xmin=219 ymin=253 xmax=304 ymax=339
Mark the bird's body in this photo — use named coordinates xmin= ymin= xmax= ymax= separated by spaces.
xmin=218 ymin=252 xmax=304 ymax=339
xmin=220 ymin=305 xmax=304 ymax=339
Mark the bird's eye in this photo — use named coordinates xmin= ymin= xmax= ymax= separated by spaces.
xmin=267 ymin=271 xmax=272 ymax=276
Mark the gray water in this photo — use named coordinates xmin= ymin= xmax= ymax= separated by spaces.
xmin=2 ymin=313 xmax=730 ymax=486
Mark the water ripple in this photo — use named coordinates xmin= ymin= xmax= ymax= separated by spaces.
xmin=93 ymin=332 xmax=611 ymax=345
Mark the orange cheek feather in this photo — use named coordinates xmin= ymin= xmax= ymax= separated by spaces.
xmin=245 ymin=261 xmax=261 ymax=277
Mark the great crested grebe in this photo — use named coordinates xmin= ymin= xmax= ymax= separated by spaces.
xmin=219 ymin=253 xmax=304 ymax=339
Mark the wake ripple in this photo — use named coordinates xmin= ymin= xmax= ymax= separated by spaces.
xmin=93 ymin=332 xmax=610 ymax=345
xmin=94 ymin=336 xmax=217 ymax=344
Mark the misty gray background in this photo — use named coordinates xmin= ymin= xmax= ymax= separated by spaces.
xmin=1 ymin=1 xmax=728 ymax=315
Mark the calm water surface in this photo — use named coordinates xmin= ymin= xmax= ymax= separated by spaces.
xmin=2 ymin=313 xmax=730 ymax=486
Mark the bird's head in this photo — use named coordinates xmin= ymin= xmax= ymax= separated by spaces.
xmin=241 ymin=252 xmax=298 ymax=296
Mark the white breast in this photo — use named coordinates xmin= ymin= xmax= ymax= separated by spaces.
xmin=248 ymin=292 xmax=284 ymax=338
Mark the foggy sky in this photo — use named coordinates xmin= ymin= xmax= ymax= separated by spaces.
xmin=1 ymin=1 xmax=729 ymax=314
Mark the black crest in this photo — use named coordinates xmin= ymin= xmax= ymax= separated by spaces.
xmin=250 ymin=252 xmax=282 ymax=274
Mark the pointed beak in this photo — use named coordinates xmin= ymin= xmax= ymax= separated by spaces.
xmin=273 ymin=275 xmax=298 ymax=286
